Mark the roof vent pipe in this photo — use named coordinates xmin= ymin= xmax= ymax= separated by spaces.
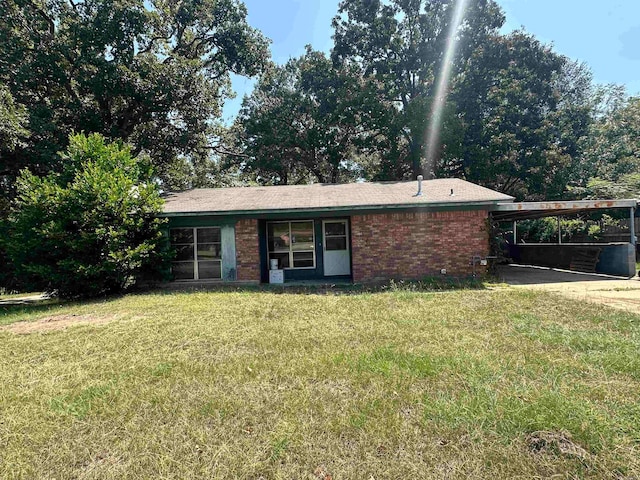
xmin=416 ymin=175 xmax=423 ymax=196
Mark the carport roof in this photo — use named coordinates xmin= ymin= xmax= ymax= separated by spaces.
xmin=491 ymin=199 xmax=638 ymax=221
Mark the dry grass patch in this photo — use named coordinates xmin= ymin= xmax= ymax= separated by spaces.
xmin=0 ymin=313 xmax=119 ymax=334
xmin=0 ymin=288 xmax=639 ymax=479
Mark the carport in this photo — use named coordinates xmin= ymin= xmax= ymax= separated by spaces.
xmin=491 ymin=199 xmax=638 ymax=277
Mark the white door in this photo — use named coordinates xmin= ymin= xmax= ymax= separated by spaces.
xmin=323 ymin=220 xmax=351 ymax=276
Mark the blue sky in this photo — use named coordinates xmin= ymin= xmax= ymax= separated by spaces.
xmin=222 ymin=0 xmax=640 ymax=122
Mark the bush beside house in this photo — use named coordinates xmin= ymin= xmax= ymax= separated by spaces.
xmin=5 ymin=133 xmax=168 ymax=298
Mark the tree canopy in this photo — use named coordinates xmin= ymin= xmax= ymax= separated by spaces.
xmin=450 ymin=32 xmax=594 ymax=199
xmin=232 ymin=48 xmax=389 ymax=184
xmin=325 ymin=0 xmax=601 ymax=199
xmin=574 ymin=94 xmax=640 ymax=199
xmin=0 ymin=0 xmax=270 ymax=193
xmin=1 ymin=0 xmax=638 ymax=205
xmin=331 ymin=0 xmax=505 ymax=178
xmin=0 ymin=85 xmax=28 ymax=155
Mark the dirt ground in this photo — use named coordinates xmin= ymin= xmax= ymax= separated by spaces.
xmin=498 ymin=264 xmax=640 ymax=313
xmin=0 ymin=314 xmax=117 ymax=334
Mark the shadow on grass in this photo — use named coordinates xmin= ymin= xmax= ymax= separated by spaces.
xmin=140 ymin=276 xmax=490 ymax=297
xmin=0 ymin=277 xmax=490 ymax=320
xmin=0 ymin=294 xmax=129 ymax=320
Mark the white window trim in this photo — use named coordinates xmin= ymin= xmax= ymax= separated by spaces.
xmin=267 ymin=220 xmax=316 ymax=270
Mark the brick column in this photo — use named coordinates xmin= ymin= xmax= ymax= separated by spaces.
xmin=235 ymin=219 xmax=261 ymax=282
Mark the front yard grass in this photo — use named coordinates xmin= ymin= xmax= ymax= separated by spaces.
xmin=1 ymin=287 xmax=639 ymax=478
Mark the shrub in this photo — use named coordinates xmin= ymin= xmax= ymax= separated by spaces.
xmin=6 ymin=133 xmax=168 ymax=298
xmin=516 ymin=217 xmax=605 ymax=243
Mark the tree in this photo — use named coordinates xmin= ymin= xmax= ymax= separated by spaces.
xmin=330 ymin=1 xmax=600 ymax=197
xmin=0 ymin=0 xmax=270 ymax=194
xmin=332 ymin=0 xmax=505 ymax=178
xmin=6 ymin=133 xmax=167 ymax=297
xmin=574 ymin=94 xmax=640 ymax=199
xmin=233 ymin=48 xmax=389 ymax=184
xmin=0 ymin=84 xmax=30 ymax=290
xmin=451 ymin=32 xmax=594 ymax=199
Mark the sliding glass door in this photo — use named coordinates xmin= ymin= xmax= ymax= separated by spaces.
xmin=170 ymin=227 xmax=222 ymax=280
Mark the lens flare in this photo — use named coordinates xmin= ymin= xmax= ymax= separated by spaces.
xmin=423 ymin=0 xmax=469 ymax=178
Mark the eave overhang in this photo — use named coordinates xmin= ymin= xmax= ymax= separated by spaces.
xmin=159 ymin=199 xmax=508 ymax=218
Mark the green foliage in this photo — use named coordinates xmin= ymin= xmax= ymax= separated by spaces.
xmin=0 ymin=87 xmax=29 ymax=285
xmin=583 ymin=174 xmax=640 ymax=199
xmin=239 ymin=0 xmax=593 ymax=200
xmin=2 ymin=0 xmax=633 ymax=203
xmin=233 ymin=48 xmax=388 ymax=184
xmin=332 ymin=0 xmax=505 ymax=179
xmin=0 ymin=218 xmax=17 ymax=291
xmin=515 ymin=216 xmax=609 ymax=243
xmin=573 ymin=95 xmax=640 ymax=199
xmin=516 ymin=218 xmax=558 ymax=244
xmin=0 ymin=84 xmax=29 ymax=154
xmin=6 ymin=133 xmax=168 ymax=298
xmin=0 ymin=0 xmax=269 ymax=194
xmin=453 ymin=33 xmax=594 ymax=199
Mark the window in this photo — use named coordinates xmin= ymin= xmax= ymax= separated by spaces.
xmin=170 ymin=227 xmax=222 ymax=280
xmin=324 ymin=221 xmax=348 ymax=251
xmin=267 ymin=221 xmax=315 ymax=269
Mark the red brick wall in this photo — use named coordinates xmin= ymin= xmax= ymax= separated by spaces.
xmin=351 ymin=210 xmax=489 ymax=282
xmin=235 ymin=219 xmax=260 ymax=282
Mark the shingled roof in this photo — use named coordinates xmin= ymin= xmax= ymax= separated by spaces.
xmin=161 ymin=178 xmax=514 ymax=216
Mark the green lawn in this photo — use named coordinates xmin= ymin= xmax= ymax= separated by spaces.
xmin=1 ymin=287 xmax=639 ymax=479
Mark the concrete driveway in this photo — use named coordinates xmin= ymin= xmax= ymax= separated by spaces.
xmin=497 ymin=264 xmax=640 ymax=314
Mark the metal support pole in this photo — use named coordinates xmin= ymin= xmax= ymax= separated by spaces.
xmin=557 ymin=216 xmax=562 ymax=244
xmin=513 ymin=221 xmax=517 ymax=244
xmin=630 ymin=207 xmax=636 ymax=246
